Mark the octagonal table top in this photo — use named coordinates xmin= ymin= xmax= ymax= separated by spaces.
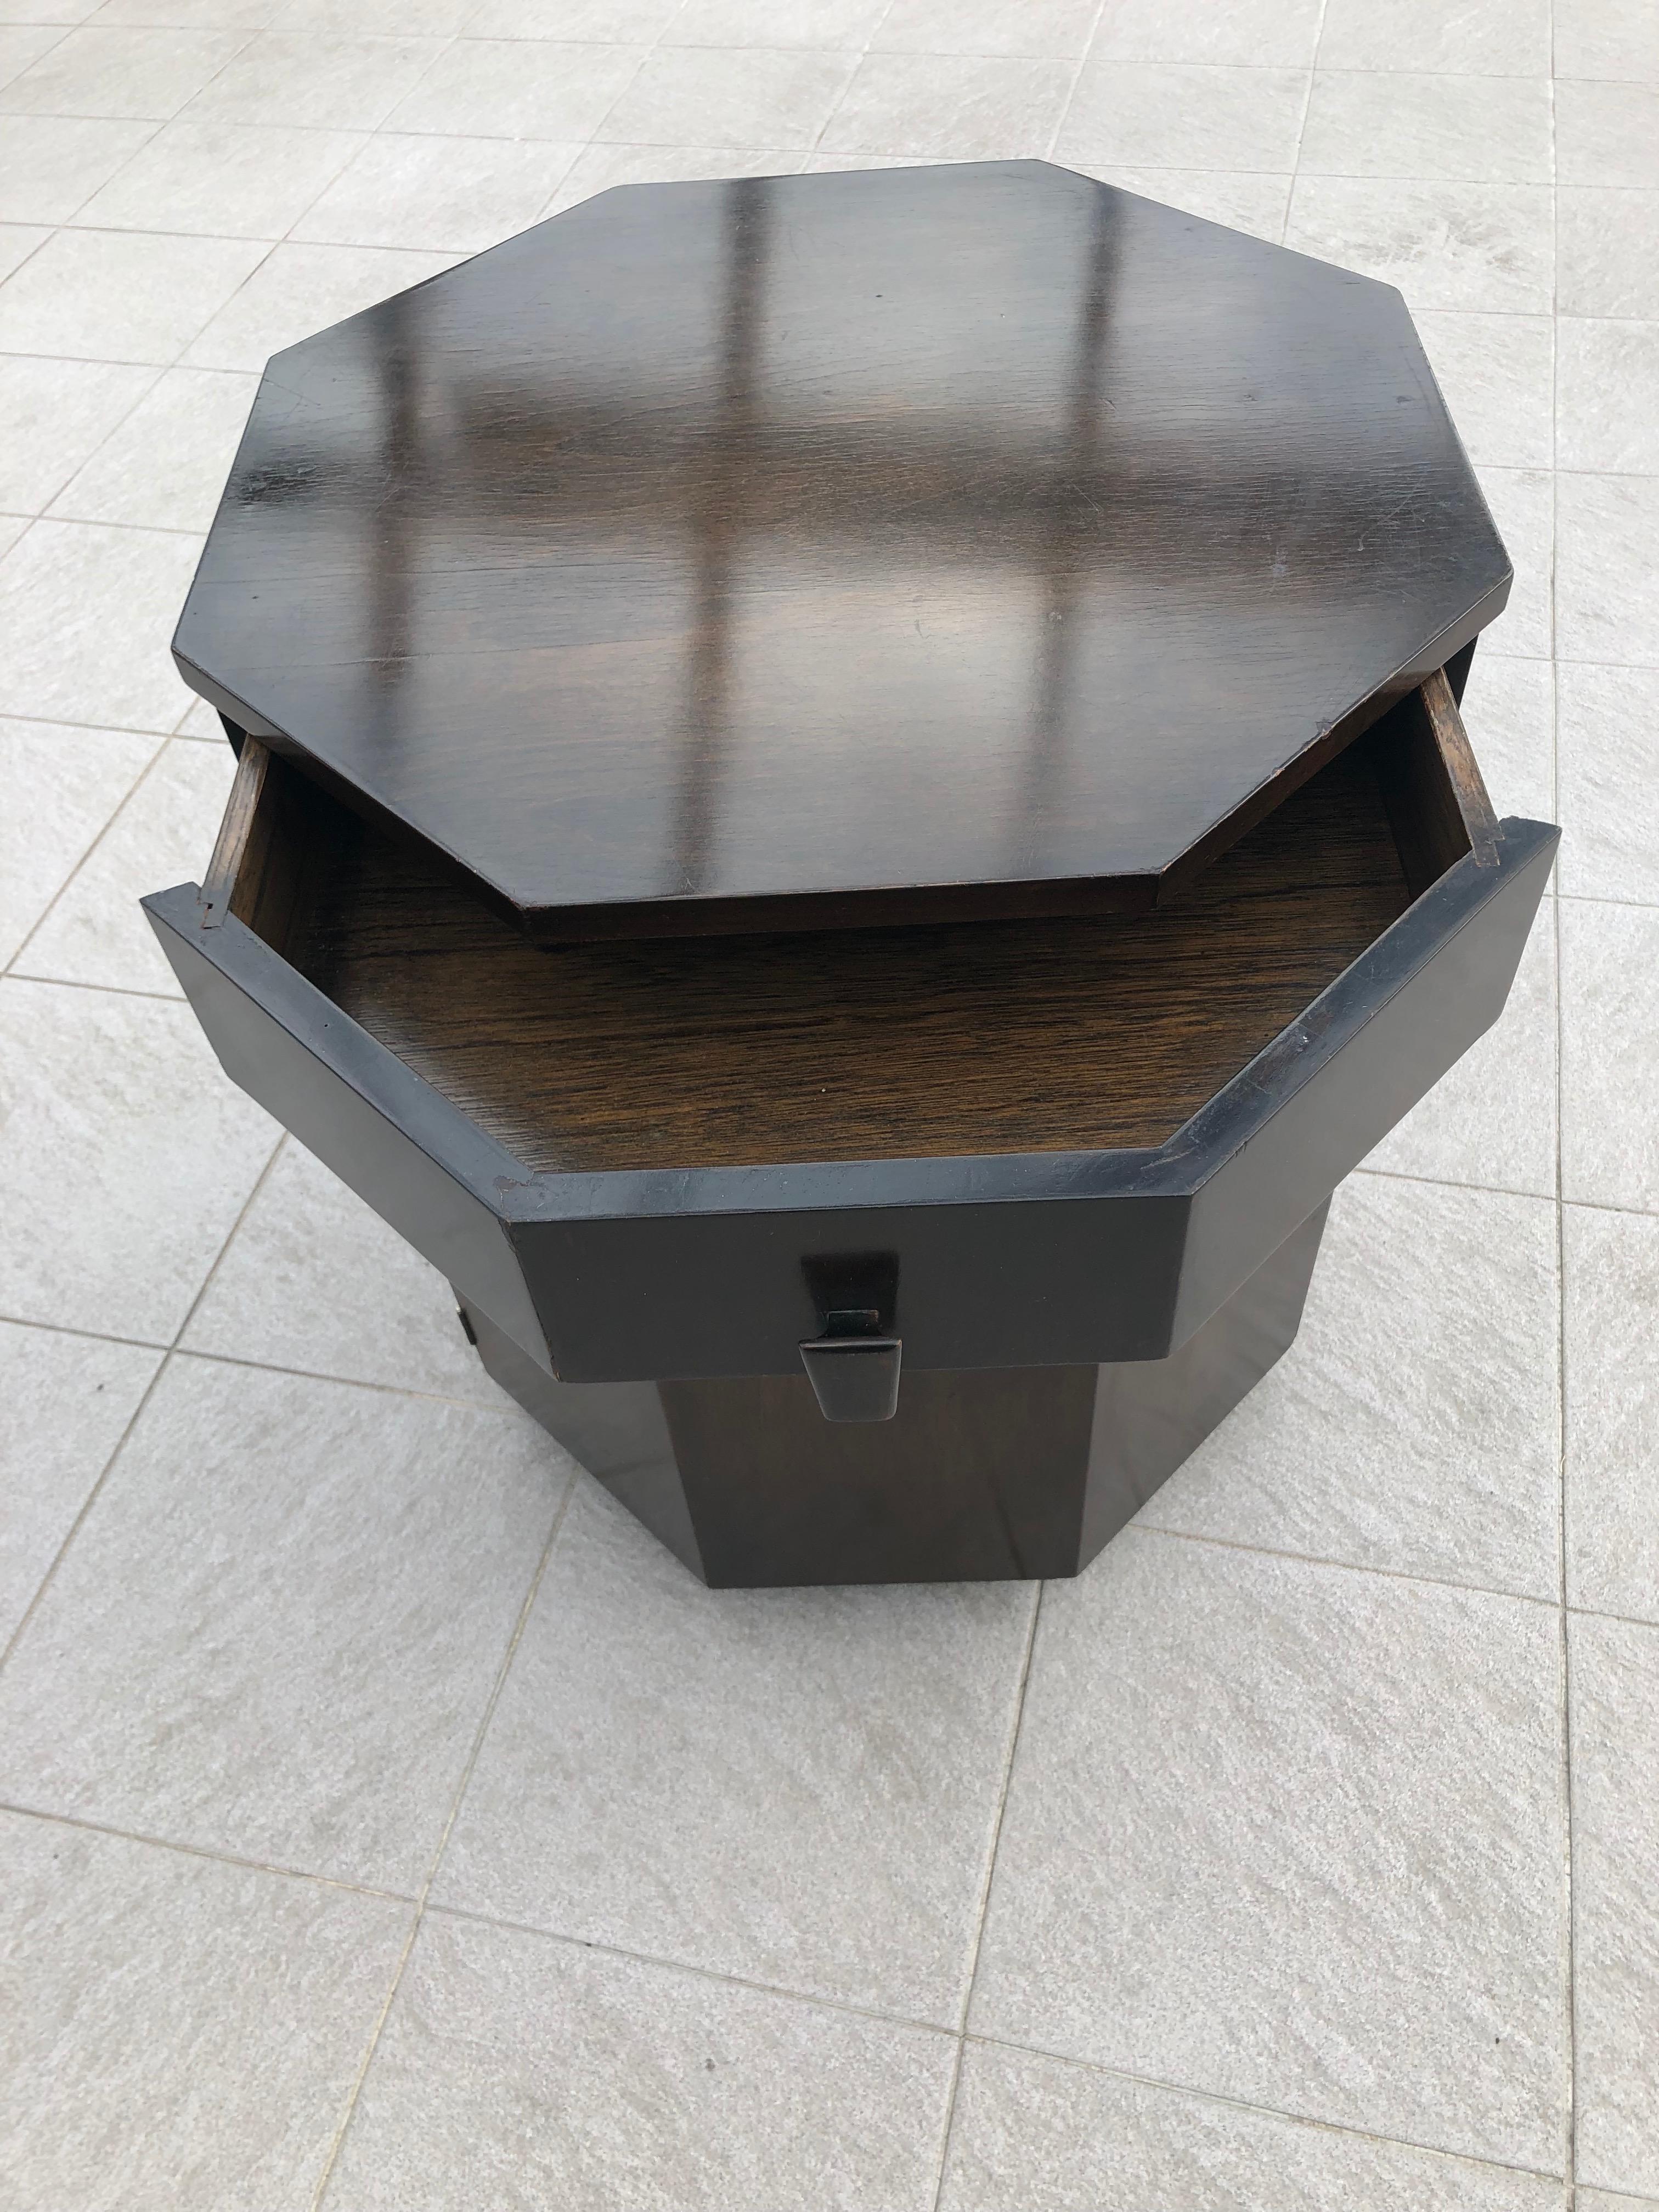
xmin=174 ymin=158 xmax=1510 ymax=941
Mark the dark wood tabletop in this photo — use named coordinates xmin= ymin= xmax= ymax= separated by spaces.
xmin=176 ymin=159 xmax=1509 ymax=941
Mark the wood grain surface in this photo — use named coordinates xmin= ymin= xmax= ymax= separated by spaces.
xmin=273 ymin=732 xmax=1414 ymax=1173
xmin=177 ymin=160 xmax=1509 ymax=940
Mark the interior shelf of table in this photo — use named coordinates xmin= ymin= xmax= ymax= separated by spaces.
xmin=225 ymin=697 xmax=1469 ymax=1174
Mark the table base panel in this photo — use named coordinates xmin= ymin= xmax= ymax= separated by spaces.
xmin=455 ymin=1198 xmax=1327 ymax=1587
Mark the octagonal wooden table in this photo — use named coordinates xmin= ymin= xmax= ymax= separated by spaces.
xmin=147 ymin=161 xmax=1558 ymax=1585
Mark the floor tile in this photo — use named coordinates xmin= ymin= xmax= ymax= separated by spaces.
xmin=1363 ymin=895 xmax=1557 ymax=1198
xmin=459 ymin=0 xmax=680 ymax=37
xmin=183 ymin=30 xmax=447 ymax=129
xmin=870 ymin=0 xmax=1099 ymax=59
xmin=1300 ymin=70 xmax=1552 ymax=184
xmin=1475 ymin=466 xmax=1553 ymax=659
xmin=1316 ymin=0 xmax=1551 ymax=75
xmin=0 ymin=24 xmax=249 ymax=117
xmin=1560 ymin=897 xmax=1659 ymax=1214
xmin=72 ymin=114 xmax=364 ymax=234
xmin=0 ymin=111 xmax=153 ymax=219
xmin=1555 ymin=81 xmax=1659 ymax=190
xmin=1284 ymin=177 xmax=1554 ymax=317
xmin=601 ymin=44 xmax=858 ymax=149
xmin=386 ymin=36 xmax=644 ymax=140
xmin=1558 ymin=662 xmax=1659 ymax=905
xmin=1565 ymin=1205 xmax=1659 ymax=1625
xmin=0 ymin=1319 xmax=159 ymax=1645
xmin=182 ymin=239 xmax=454 ymax=369
xmin=939 ymin=2044 xmax=1565 ymax=2211
xmin=1554 ymin=0 xmax=1659 ymax=84
xmin=1558 ymin=319 xmax=1659 ymax=475
xmin=802 ymin=149 xmax=939 ymax=170
xmin=1462 ymin=646 xmax=1556 ymax=825
xmin=0 ymin=714 xmax=155 ymax=962
xmin=1090 ymin=0 xmax=1323 ymax=66
xmin=1074 ymin=163 xmax=1290 ymax=242
xmin=821 ymin=51 xmax=1073 ymax=159
xmin=1559 ymin=190 xmax=1659 ymax=320
xmin=0 ymin=978 xmax=276 ymax=1337
xmin=0 ymin=214 xmax=42 ymax=278
xmin=1558 ymin=474 xmax=1659 ymax=668
xmin=0 ymin=1809 xmax=412 ymax=2212
xmin=972 ymin=1534 xmax=1564 ymax=2167
xmin=12 ymin=733 xmax=234 ymax=990
xmin=545 ymin=137 xmax=801 ymax=211
xmin=171 ymin=690 xmax=224 ymax=738
xmin=1578 ymin=2194 xmax=1659 ymax=2212
xmin=436 ymin=1477 xmax=1033 ymax=2023
xmin=1055 ymin=61 xmax=1307 ymax=171
xmin=0 ymin=224 xmax=267 ymax=363
xmin=181 ymin=1136 xmax=514 ymax=1404
xmin=0 ymin=518 xmax=204 ymax=730
xmin=0 ymin=1357 xmax=568 ymax=1887
xmin=1415 ymin=311 xmax=1553 ymax=470
xmin=48 ymin=364 xmax=253 ymax=527
xmin=90 ymin=0 xmax=282 ymax=20
xmin=0 ymin=20 xmax=69 ymax=82
xmin=1144 ymin=1176 xmax=1560 ymax=1597
xmin=328 ymin=1913 xmax=953 ymax=2212
xmin=293 ymin=129 xmax=577 ymax=249
xmin=280 ymin=0 xmax=473 ymax=30
xmin=0 ymin=510 xmax=30 ymax=555
xmin=668 ymin=0 xmax=889 ymax=49
xmin=0 ymin=352 xmax=155 ymax=511
xmin=1571 ymin=1612 xmax=1659 ymax=2197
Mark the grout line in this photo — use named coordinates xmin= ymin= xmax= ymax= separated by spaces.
xmin=0 ymin=1305 xmax=524 ymax=1413
xmin=1544 ymin=29 xmax=1579 ymax=2190
xmin=0 ymin=700 xmax=202 ymax=735
xmin=1283 ymin=0 xmax=1332 ymax=246
xmin=1548 ymin=46 xmax=1578 ymax=2172
xmin=0 ymin=1797 xmax=418 ymax=1904
xmin=1352 ymin=1160 xmax=1559 ymax=1204
xmin=169 ymin=1338 xmax=528 ymax=1414
xmin=2 ymin=969 xmax=185 ymax=1000
xmin=555 ymin=1 xmax=681 ymax=162
xmin=1131 ymin=1519 xmax=1565 ymax=1610
xmin=0 ymin=18 xmax=75 ymax=95
xmin=0 ymin=742 xmax=165 ymax=983
xmin=0 ymin=506 xmax=209 ymax=534
xmin=0 ymin=1129 xmax=286 ymax=1680
xmin=1397 ymin=1182 xmax=1659 ymax=1227
xmin=1565 ymin=1601 xmax=1659 ymax=1636
xmin=3 ymin=730 xmax=176 ymax=979
xmin=928 ymin=1579 xmax=1045 ymax=2211
xmin=1039 ymin=0 xmax=1109 ymax=166
xmin=305 ymin=1458 xmax=581 ymax=2211
xmin=430 ymin=1898 xmax=959 ymax=2040
xmin=798 ymin=0 xmax=888 ymax=167
xmin=959 ymin=2030 xmax=1572 ymax=2186
xmin=0 ymin=1308 xmax=169 ymax=1351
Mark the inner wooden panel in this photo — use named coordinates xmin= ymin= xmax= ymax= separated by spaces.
xmin=249 ymin=727 xmax=1432 ymax=1173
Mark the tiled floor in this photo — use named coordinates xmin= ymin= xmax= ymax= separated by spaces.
xmin=1 ymin=0 xmax=1656 ymax=2205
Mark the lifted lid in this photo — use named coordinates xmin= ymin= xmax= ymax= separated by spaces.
xmin=175 ymin=159 xmax=1509 ymax=944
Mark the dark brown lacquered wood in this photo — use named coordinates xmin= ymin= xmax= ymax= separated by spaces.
xmin=258 ymin=727 xmax=1413 ymax=1173
xmin=176 ymin=160 xmax=1510 ymax=943
xmin=453 ymin=1198 xmax=1329 ymax=1585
